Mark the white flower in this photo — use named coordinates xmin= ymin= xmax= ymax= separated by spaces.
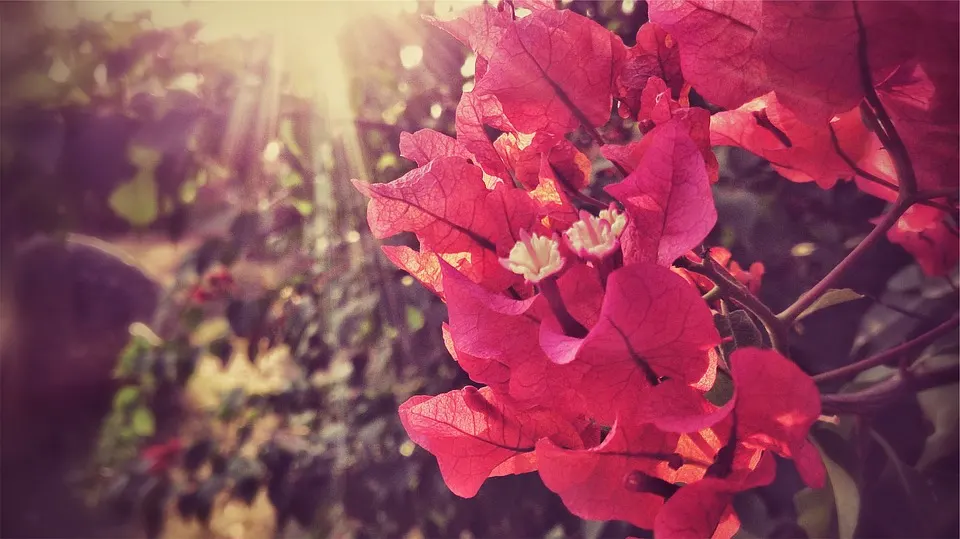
xmin=564 ymin=207 xmax=626 ymax=260
xmin=499 ymin=229 xmax=565 ymax=283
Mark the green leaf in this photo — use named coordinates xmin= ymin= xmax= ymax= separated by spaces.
xmin=794 ymin=487 xmax=834 ymax=539
xmin=131 ymin=406 xmax=156 ymax=437
xmin=704 ymin=368 xmax=735 ymax=407
xmin=376 ymin=152 xmax=399 ymax=172
xmin=4 ymin=71 xmax=64 ymax=104
xmin=405 ymin=305 xmax=425 ymax=332
xmin=279 ymin=118 xmax=303 ymax=158
xmin=714 ymin=310 xmax=763 ymax=355
xmin=869 ymin=427 xmax=938 ymax=535
xmin=814 ymin=438 xmax=861 ymax=539
xmin=914 ymin=354 xmax=960 ymax=470
xmin=795 ymin=288 xmax=865 ymax=322
xmin=109 ymin=172 xmax=158 ymax=226
xmin=109 ymin=146 xmax=164 ymax=226
xmin=115 ymin=336 xmax=151 ymax=377
xmin=128 ymin=145 xmax=164 ymax=169
xmin=113 ymin=386 xmax=141 ymax=410
xmin=292 ymin=199 xmax=314 ymax=216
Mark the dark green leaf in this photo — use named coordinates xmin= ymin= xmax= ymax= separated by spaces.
xmin=714 ymin=309 xmax=763 ymax=357
xmin=914 ymin=354 xmax=960 ymax=470
xmin=182 ymin=439 xmax=213 ymax=473
xmin=208 ymin=337 xmax=234 ymax=368
xmin=794 ymin=486 xmax=834 ymax=539
xmin=813 ymin=439 xmax=860 ymax=539
xmin=229 ymin=211 xmax=261 ymax=244
xmin=227 ymin=298 xmax=271 ymax=338
xmin=704 ymin=369 xmax=735 ymax=407
xmin=139 ymin=476 xmax=170 ymax=539
xmin=795 ymin=288 xmax=865 ymax=322
xmin=176 ymin=490 xmax=200 ymax=521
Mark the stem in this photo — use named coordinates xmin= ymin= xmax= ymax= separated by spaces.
xmin=828 ymin=122 xmax=898 ymax=194
xmin=702 ymin=285 xmax=721 ymax=302
xmin=826 ymin=123 xmax=952 ymax=213
xmin=549 ymin=163 xmax=609 ymax=211
xmin=689 ymin=256 xmax=789 ymax=355
xmin=779 ymin=198 xmax=910 ymax=324
xmin=852 ymin=0 xmax=918 ymax=196
xmin=781 ymin=2 xmax=932 ymax=326
xmin=820 ymin=362 xmax=959 ymax=415
xmin=813 ymin=314 xmax=959 ymax=384
xmin=912 ymin=187 xmax=960 ymax=203
xmin=539 ymin=277 xmax=588 ymax=338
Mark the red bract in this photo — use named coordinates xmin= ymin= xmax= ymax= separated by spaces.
xmin=425 ymin=1 xmax=555 ymax=83
xmin=398 ymin=385 xmax=585 ymax=497
xmin=654 ymin=450 xmax=777 ymax=539
xmin=728 ymin=348 xmax=825 ymax=487
xmin=615 ymin=22 xmax=684 ymax=119
xmin=649 ymin=1 xmax=915 ymax=124
xmin=141 ymin=438 xmax=183 ymax=475
xmin=473 ymin=9 xmax=623 ymax=137
xmin=573 ymin=263 xmax=720 ymax=423
xmin=603 ymin=99 xmax=718 ymax=183
xmin=380 ymin=245 xmax=453 ymax=297
xmin=710 ymin=93 xmax=877 ymax=189
xmin=536 ymin=421 xmax=702 ymax=529
xmin=398 ymin=129 xmax=472 ymax=166
xmin=455 ymin=91 xmax=517 ymax=183
xmin=442 ymin=323 xmax=511 ymax=396
xmin=354 ymin=156 xmax=549 ymax=291
xmin=647 ymin=1 xmax=768 ymax=113
xmin=885 ymin=205 xmax=960 ymax=277
xmin=605 ymin=119 xmax=717 ymax=266
xmin=684 ymin=247 xmax=765 ymax=294
xmin=877 ymin=62 xmax=960 ymax=192
xmin=440 ymin=261 xmax=589 ymax=414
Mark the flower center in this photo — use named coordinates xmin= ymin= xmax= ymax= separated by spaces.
xmin=499 ymin=229 xmax=564 ymax=283
xmin=564 ymin=207 xmax=626 ymax=260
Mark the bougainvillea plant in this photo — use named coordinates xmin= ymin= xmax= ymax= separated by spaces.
xmin=353 ymin=1 xmax=959 ymax=537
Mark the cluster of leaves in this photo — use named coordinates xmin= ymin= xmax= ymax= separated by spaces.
xmin=0 ymin=4 xmax=317 ymax=248
xmin=353 ymin=1 xmax=958 ymax=537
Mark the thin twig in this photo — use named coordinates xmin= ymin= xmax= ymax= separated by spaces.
xmin=549 ymin=164 xmax=610 ymax=211
xmin=826 ymin=123 xmax=897 ymax=194
xmin=912 ymin=187 xmax=960 ymax=203
xmin=684 ymin=255 xmax=789 ymax=356
xmin=780 ymin=2 xmax=927 ymax=325
xmin=813 ymin=314 xmax=959 ymax=384
xmin=779 ymin=199 xmax=911 ymax=324
xmin=702 ymin=285 xmax=721 ymax=302
xmin=852 ymin=0 xmax=918 ymax=195
xmin=820 ymin=362 xmax=959 ymax=415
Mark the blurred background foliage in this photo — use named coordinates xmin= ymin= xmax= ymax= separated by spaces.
xmin=0 ymin=1 xmax=955 ymax=539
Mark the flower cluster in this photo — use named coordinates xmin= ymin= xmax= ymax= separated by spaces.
xmin=350 ymin=0 xmax=955 ymax=535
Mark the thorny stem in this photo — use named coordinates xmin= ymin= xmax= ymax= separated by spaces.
xmin=685 ymin=255 xmax=789 ymax=356
xmin=813 ymin=314 xmax=959 ymax=384
xmin=820 ymin=362 xmax=960 ymax=415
